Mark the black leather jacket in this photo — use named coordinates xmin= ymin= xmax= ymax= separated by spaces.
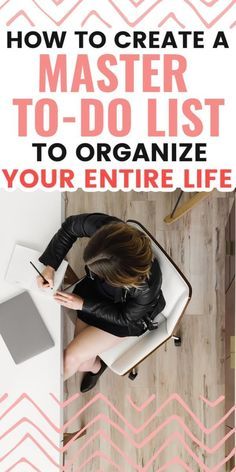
xmin=39 ymin=213 xmax=164 ymax=336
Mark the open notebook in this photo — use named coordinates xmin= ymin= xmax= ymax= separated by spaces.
xmin=5 ymin=244 xmax=68 ymax=296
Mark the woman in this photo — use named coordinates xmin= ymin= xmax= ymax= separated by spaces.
xmin=37 ymin=213 xmax=165 ymax=392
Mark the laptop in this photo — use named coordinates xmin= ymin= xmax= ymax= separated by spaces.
xmin=0 ymin=291 xmax=55 ymax=364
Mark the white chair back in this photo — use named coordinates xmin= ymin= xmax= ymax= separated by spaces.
xmin=99 ymin=220 xmax=192 ymax=376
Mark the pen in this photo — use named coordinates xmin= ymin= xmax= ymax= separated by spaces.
xmin=30 ymin=261 xmax=51 ymax=286
xmin=64 ymin=281 xmax=77 ymax=292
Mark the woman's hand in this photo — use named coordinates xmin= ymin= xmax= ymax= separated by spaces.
xmin=37 ymin=266 xmax=55 ymax=289
xmin=53 ymin=291 xmax=84 ymax=310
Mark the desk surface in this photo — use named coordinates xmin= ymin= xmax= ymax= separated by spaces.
xmin=0 ymin=190 xmax=63 ymax=471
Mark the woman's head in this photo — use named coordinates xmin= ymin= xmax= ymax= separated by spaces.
xmin=83 ymin=222 xmax=153 ymax=288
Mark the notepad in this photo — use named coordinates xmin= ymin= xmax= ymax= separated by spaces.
xmin=5 ymin=244 xmax=68 ymax=296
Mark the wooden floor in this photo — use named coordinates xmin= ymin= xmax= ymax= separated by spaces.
xmin=63 ymin=190 xmax=234 ymax=472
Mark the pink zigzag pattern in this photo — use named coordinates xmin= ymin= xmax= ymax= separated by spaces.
xmin=63 ymin=432 xmax=236 ymax=472
xmin=1 ymin=413 xmax=235 ymax=462
xmin=68 ymin=430 xmax=142 ymax=471
xmin=0 ymin=393 xmax=8 ymax=403
xmin=0 ymin=0 xmax=234 ymax=28
xmin=142 ymin=434 xmax=236 ymax=472
xmin=0 ymin=393 xmax=234 ymax=471
xmin=1 ymin=434 xmax=62 ymax=469
xmin=0 ymin=394 xmax=60 ymax=432
xmin=6 ymin=10 xmax=35 ymax=26
xmin=100 ymin=0 xmax=236 ymax=29
xmin=0 ymin=0 xmax=10 ymax=9
xmin=50 ymin=392 xmax=225 ymax=410
xmin=128 ymin=0 xmax=149 ymax=7
xmin=1 ymin=414 xmax=234 ymax=454
xmin=158 ymin=12 xmax=186 ymax=28
xmin=51 ymin=0 xmax=68 ymax=5
xmin=62 ymin=392 xmax=234 ymax=434
xmin=67 ymin=414 xmax=235 ymax=453
xmin=126 ymin=393 xmax=156 ymax=411
xmin=1 ymin=417 xmax=61 ymax=451
xmin=0 ymin=393 xmax=234 ymax=434
xmin=6 ymin=458 xmax=42 ymax=472
xmin=184 ymin=0 xmax=236 ymax=28
xmin=199 ymin=0 xmax=234 ymax=5
xmin=32 ymin=0 xmax=84 ymax=26
xmin=81 ymin=10 xmax=112 ymax=28
xmin=84 ymin=454 xmax=235 ymax=472
xmin=157 ymin=455 xmax=195 ymax=472
xmin=77 ymin=450 xmax=122 ymax=472
xmin=50 ymin=392 xmax=80 ymax=408
xmin=108 ymin=0 xmax=164 ymax=27
xmin=200 ymin=395 xmax=225 ymax=407
xmin=2 ymin=434 xmax=235 ymax=472
xmin=2 ymin=437 xmax=91 ymax=471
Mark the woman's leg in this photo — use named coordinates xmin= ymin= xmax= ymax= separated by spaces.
xmin=64 ymin=325 xmax=127 ymax=381
xmin=78 ymin=356 xmax=102 ymax=374
xmin=73 ymin=318 xmax=101 ymax=373
xmin=74 ymin=317 xmax=89 ymax=337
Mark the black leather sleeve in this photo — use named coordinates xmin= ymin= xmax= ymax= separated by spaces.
xmin=39 ymin=213 xmax=122 ymax=270
xmin=82 ymin=285 xmax=158 ymax=332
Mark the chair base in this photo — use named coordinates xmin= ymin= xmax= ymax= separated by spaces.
xmin=172 ymin=335 xmax=182 ymax=346
xmin=128 ymin=367 xmax=138 ymax=380
xmin=127 ymin=336 xmax=182 ymax=379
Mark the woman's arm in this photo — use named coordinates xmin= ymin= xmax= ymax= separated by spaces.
xmin=81 ymin=288 xmax=157 ymax=331
xmin=39 ymin=213 xmax=122 ymax=270
xmin=81 ymin=258 xmax=162 ymax=328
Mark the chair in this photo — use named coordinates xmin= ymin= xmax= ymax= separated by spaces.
xmin=99 ymin=220 xmax=192 ymax=379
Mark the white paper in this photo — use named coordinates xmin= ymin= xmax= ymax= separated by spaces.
xmin=5 ymin=244 xmax=68 ymax=296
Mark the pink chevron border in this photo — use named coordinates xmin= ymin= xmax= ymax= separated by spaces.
xmin=108 ymin=0 xmax=164 ymax=27
xmin=50 ymin=392 xmax=80 ymax=408
xmin=0 ymin=393 xmax=8 ymax=403
xmin=126 ymin=393 xmax=156 ymax=411
xmin=184 ymin=0 xmax=236 ymax=28
xmin=0 ymin=392 xmax=235 ymax=471
xmin=31 ymin=0 xmax=84 ymax=26
xmin=158 ymin=12 xmax=186 ymax=28
xmin=81 ymin=10 xmax=112 ymax=28
xmin=199 ymin=0 xmax=231 ymax=6
xmin=0 ymin=0 xmax=10 ymax=9
xmin=0 ymin=0 xmax=234 ymax=27
xmin=1 ymin=414 xmax=234 ymax=454
xmin=6 ymin=10 xmax=35 ymax=26
xmin=1 ymin=392 xmax=234 ymax=434
xmin=65 ymin=435 xmax=236 ymax=472
xmin=200 ymin=395 xmax=225 ymax=407
xmin=6 ymin=458 xmax=42 ymax=472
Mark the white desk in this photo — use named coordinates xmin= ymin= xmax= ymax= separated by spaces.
xmin=0 ymin=191 xmax=63 ymax=471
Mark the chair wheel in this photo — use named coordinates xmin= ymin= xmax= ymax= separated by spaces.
xmin=174 ymin=337 xmax=182 ymax=346
xmin=128 ymin=369 xmax=138 ymax=380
